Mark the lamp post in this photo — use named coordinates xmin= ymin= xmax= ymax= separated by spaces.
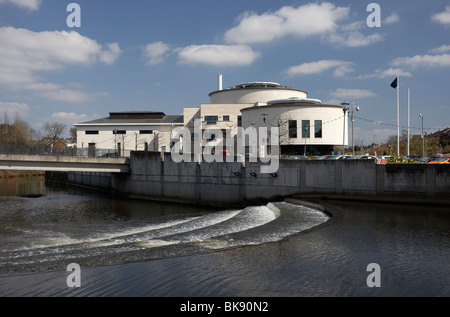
xmin=341 ymin=102 xmax=349 ymax=155
xmin=262 ymin=112 xmax=268 ymax=123
xmin=304 ymin=124 xmax=309 ymax=156
xmin=350 ymin=102 xmax=360 ymax=156
xmin=419 ymin=113 xmax=424 ymax=156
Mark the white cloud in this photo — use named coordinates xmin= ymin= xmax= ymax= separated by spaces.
xmin=176 ymin=45 xmax=261 ymax=66
xmin=23 ymin=82 xmax=91 ymax=103
xmin=383 ymin=13 xmax=400 ymax=25
xmin=430 ymin=44 xmax=450 ymax=53
xmin=286 ymin=60 xmax=354 ymax=77
xmin=99 ymin=43 xmax=122 ymax=64
xmin=358 ymin=67 xmax=412 ymax=79
xmin=326 ymin=31 xmax=384 ymax=47
xmin=0 ymin=101 xmax=29 ymax=116
xmin=52 ymin=112 xmax=89 ymax=123
xmin=392 ymin=53 xmax=450 ymax=69
xmin=0 ymin=0 xmax=40 ymax=11
xmin=0 ymin=27 xmax=121 ymax=102
xmin=142 ymin=42 xmax=171 ymax=65
xmin=330 ymin=88 xmax=376 ymax=99
xmin=224 ymin=2 xmax=349 ymax=44
xmin=432 ymin=6 xmax=450 ymax=25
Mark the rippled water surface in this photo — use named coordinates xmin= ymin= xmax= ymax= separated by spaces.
xmin=0 ymin=176 xmax=449 ymax=297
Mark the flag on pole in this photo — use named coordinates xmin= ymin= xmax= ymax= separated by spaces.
xmin=390 ymin=77 xmax=398 ymax=89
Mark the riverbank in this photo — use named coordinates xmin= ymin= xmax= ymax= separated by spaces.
xmin=0 ymin=170 xmax=45 ymax=178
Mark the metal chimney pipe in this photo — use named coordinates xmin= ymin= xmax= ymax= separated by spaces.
xmin=218 ymin=73 xmax=222 ymax=90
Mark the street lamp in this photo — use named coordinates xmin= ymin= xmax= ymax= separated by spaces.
xmin=419 ymin=113 xmax=424 ymax=156
xmin=304 ymin=124 xmax=309 ymax=156
xmin=350 ymin=102 xmax=360 ymax=156
xmin=262 ymin=112 xmax=268 ymax=123
xmin=341 ymin=102 xmax=350 ymax=155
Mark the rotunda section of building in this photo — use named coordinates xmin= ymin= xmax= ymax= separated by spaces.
xmin=209 ymin=82 xmax=308 ymax=104
xmin=240 ymin=99 xmax=348 ymax=156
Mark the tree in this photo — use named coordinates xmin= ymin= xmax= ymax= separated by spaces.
xmin=43 ymin=122 xmax=66 ymax=146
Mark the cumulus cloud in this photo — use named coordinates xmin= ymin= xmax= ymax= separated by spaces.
xmin=383 ymin=13 xmax=400 ymax=25
xmin=0 ymin=101 xmax=29 ymax=116
xmin=330 ymin=88 xmax=376 ymax=99
xmin=0 ymin=0 xmax=40 ymax=11
xmin=99 ymin=42 xmax=122 ymax=64
xmin=142 ymin=42 xmax=171 ymax=65
xmin=52 ymin=112 xmax=90 ymax=123
xmin=358 ymin=67 xmax=412 ymax=79
xmin=176 ymin=45 xmax=261 ymax=66
xmin=430 ymin=44 xmax=450 ymax=53
xmin=432 ymin=6 xmax=450 ymax=25
xmin=224 ymin=2 xmax=349 ymax=44
xmin=326 ymin=29 xmax=384 ymax=47
xmin=286 ymin=60 xmax=354 ymax=77
xmin=392 ymin=53 xmax=450 ymax=69
xmin=0 ymin=27 xmax=122 ymax=102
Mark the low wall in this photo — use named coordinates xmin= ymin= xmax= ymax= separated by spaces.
xmin=68 ymin=152 xmax=450 ymax=207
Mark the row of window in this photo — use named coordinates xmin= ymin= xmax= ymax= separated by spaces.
xmin=289 ymin=120 xmax=322 ymax=138
xmin=204 ymin=115 xmax=242 ymax=126
xmin=85 ymin=130 xmax=154 ymax=135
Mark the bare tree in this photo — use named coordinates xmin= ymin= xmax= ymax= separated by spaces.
xmin=43 ymin=122 xmax=66 ymax=146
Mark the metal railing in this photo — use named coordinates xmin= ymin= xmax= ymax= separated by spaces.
xmin=0 ymin=145 xmax=131 ymax=158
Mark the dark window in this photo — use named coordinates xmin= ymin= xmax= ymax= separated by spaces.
xmin=85 ymin=130 xmax=99 ymax=135
xmin=139 ymin=130 xmax=153 ymax=134
xmin=223 ymin=115 xmax=230 ymax=122
xmin=205 ymin=116 xmax=218 ymax=124
xmin=314 ymin=120 xmax=322 ymax=138
xmin=289 ymin=120 xmax=297 ymax=138
xmin=237 ymin=116 xmax=242 ymax=127
xmin=113 ymin=130 xmax=126 ymax=135
xmin=302 ymin=120 xmax=310 ymax=138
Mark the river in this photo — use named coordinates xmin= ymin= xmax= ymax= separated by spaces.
xmin=0 ymin=176 xmax=448 ymax=298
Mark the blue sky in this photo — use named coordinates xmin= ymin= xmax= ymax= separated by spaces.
xmin=0 ymin=0 xmax=449 ymax=145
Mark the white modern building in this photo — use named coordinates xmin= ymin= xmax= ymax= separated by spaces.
xmin=73 ymin=76 xmax=348 ymax=157
xmin=74 ymin=111 xmax=183 ymax=156
xmin=184 ymin=76 xmax=348 ymax=156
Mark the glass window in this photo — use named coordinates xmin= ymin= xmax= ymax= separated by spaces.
xmin=315 ymin=120 xmax=322 ymax=138
xmin=237 ymin=116 xmax=242 ymax=127
xmin=223 ymin=115 xmax=230 ymax=121
xmin=302 ymin=120 xmax=310 ymax=138
xmin=85 ymin=130 xmax=99 ymax=135
xmin=113 ymin=130 xmax=126 ymax=135
xmin=205 ymin=116 xmax=219 ymax=124
xmin=139 ymin=130 xmax=153 ymax=134
xmin=289 ymin=120 xmax=297 ymax=138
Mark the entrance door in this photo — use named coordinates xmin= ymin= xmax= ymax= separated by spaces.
xmin=88 ymin=143 xmax=96 ymax=157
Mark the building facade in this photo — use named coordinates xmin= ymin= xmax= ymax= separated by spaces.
xmin=74 ymin=77 xmax=348 ymax=157
xmin=184 ymin=78 xmax=348 ymax=156
xmin=75 ymin=111 xmax=183 ymax=156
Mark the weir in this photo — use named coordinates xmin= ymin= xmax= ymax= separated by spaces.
xmin=66 ymin=151 xmax=450 ymax=207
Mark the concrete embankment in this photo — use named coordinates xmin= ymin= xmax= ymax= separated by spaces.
xmin=67 ymin=152 xmax=450 ymax=207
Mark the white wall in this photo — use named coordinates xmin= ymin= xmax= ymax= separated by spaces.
xmin=241 ymin=104 xmax=348 ymax=146
xmin=76 ymin=124 xmax=182 ymax=154
xmin=209 ymin=88 xmax=308 ymax=104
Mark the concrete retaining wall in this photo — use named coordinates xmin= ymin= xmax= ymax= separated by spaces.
xmin=68 ymin=152 xmax=450 ymax=207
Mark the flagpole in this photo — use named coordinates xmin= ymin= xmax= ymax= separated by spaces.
xmin=407 ymin=88 xmax=410 ymax=156
xmin=397 ymin=75 xmax=400 ymax=156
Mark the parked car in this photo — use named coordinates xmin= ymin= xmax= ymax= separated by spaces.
xmin=420 ymin=156 xmax=440 ymax=163
xmin=427 ymin=157 xmax=450 ymax=164
xmin=280 ymin=155 xmax=311 ymax=160
xmin=315 ymin=155 xmax=332 ymax=160
xmin=352 ymin=155 xmax=377 ymax=160
xmin=324 ymin=155 xmax=344 ymax=160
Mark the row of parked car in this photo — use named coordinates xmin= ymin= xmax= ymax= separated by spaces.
xmin=281 ymin=154 xmax=450 ymax=164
